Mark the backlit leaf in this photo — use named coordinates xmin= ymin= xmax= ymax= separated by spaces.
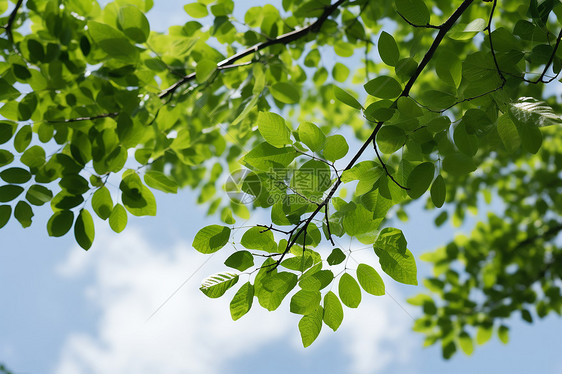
xmin=338 ymin=273 xmax=361 ymax=308
xmin=193 ymin=225 xmax=231 ymax=254
xmin=200 ymin=272 xmax=239 ymax=298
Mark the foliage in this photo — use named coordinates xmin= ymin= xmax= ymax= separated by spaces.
xmin=1 ymin=0 xmax=562 ymax=357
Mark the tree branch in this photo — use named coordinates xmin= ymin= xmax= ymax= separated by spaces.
xmin=271 ymin=0 xmax=475 ymax=270
xmin=401 ymin=0 xmax=474 ymax=98
xmin=46 ymin=112 xmax=119 ymax=123
xmin=396 ymin=11 xmax=441 ymax=29
xmin=373 ymin=141 xmax=409 ymax=190
xmin=1 ymin=0 xmax=24 ymax=42
xmin=158 ymin=0 xmax=348 ymax=99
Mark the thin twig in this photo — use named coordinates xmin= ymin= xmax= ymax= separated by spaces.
xmin=292 ymin=146 xmax=341 ymax=181
xmin=1 ymin=0 xmax=24 ymax=42
xmin=270 ymin=0 xmax=476 ymax=271
xmin=396 ymin=11 xmax=441 ymax=30
xmin=485 ymin=0 xmax=506 ymax=84
xmin=373 ymin=139 xmax=409 ymax=190
xmin=46 ymin=112 xmax=119 ymax=123
xmin=324 ymin=204 xmax=336 ymax=246
xmin=158 ymin=0 xmax=348 ymax=99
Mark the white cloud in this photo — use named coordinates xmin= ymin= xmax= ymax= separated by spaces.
xmin=54 ymin=228 xmax=413 ymax=374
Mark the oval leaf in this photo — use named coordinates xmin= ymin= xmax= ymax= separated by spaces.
xmin=338 ymin=273 xmax=362 ymax=308
xmin=193 ymin=224 xmax=231 ymax=254
xmin=200 ymin=272 xmax=239 ymax=298
xmin=356 ymin=263 xmax=385 ymax=296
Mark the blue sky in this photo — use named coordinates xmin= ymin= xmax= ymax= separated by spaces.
xmin=1 ymin=1 xmax=562 ymax=373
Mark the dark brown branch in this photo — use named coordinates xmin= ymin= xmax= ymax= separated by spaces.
xmin=46 ymin=112 xmax=119 ymax=123
xmin=257 ymin=224 xmax=292 ymax=235
xmin=485 ymin=0 xmax=506 ymax=84
xmin=1 ymin=0 xmax=24 ymax=42
xmin=272 ymin=0 xmax=475 ymax=270
xmin=158 ymin=0 xmax=348 ymax=99
xmin=292 ymin=146 xmax=341 ymax=181
xmin=396 ymin=11 xmax=441 ymax=29
xmin=373 ymin=140 xmax=409 ymax=190
xmin=535 ymin=28 xmax=562 ymax=83
xmin=324 ymin=204 xmax=336 ymax=246
xmin=401 ymin=0 xmax=474 ymax=98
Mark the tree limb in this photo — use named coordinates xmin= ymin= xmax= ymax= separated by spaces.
xmin=272 ymin=0 xmax=475 ymax=269
xmin=158 ymin=0 xmax=348 ymax=99
xmin=1 ymin=0 xmax=24 ymax=42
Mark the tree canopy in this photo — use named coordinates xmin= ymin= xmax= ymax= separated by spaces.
xmin=1 ymin=0 xmax=562 ymax=357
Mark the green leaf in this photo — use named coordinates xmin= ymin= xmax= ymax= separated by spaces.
xmin=327 ymin=248 xmax=346 ymax=265
xmin=338 ymin=273 xmax=362 ymax=308
xmin=476 ymin=325 xmax=493 ymax=345
xmin=75 ymin=209 xmax=95 ymax=250
xmin=109 ymin=203 xmax=128 ymax=233
xmin=332 ymin=62 xmax=350 ymax=82
xmin=299 ymin=270 xmax=334 ymax=291
xmin=88 ymin=21 xmax=138 ymax=61
xmin=498 ymin=325 xmax=509 ymax=344
xmin=25 ymin=185 xmax=53 ymax=206
xmin=256 ymin=270 xmax=297 ymax=311
xmin=364 ymin=76 xmax=402 ymax=99
xmin=242 ymin=142 xmax=296 ymax=170
xmin=224 ymin=250 xmax=254 ymax=271
xmin=458 ymin=332 xmax=474 ymax=356
xmin=257 ymin=112 xmax=291 ymax=148
xmin=0 ymin=185 xmax=24 ymax=202
xmin=47 ymin=210 xmax=74 ymax=237
xmin=14 ymin=201 xmax=33 ymax=228
xmin=374 ymin=228 xmax=417 ymax=285
xmin=0 ymin=121 xmax=16 ymax=144
xmin=356 ymin=263 xmax=385 ymax=296
xmin=14 ymin=125 xmax=32 ymax=153
xmin=515 ymin=120 xmax=542 ymax=154
xmin=144 ymin=170 xmax=178 ymax=193
xmin=0 ymin=167 xmax=31 ymax=184
xmin=0 ymin=78 xmax=20 ymax=101
xmin=270 ymin=82 xmax=300 ymax=104
xmin=59 ymin=175 xmax=90 ymax=195
xmin=21 ymin=146 xmax=46 ymax=168
xmin=184 ymin=2 xmax=208 ymax=18
xmin=298 ymin=122 xmax=326 ymax=153
xmin=240 ymin=226 xmax=277 ymax=252
xmin=193 ymin=225 xmax=231 ymax=254
xmin=377 ymin=125 xmax=405 ymax=154
xmin=333 ymin=86 xmax=363 ymax=110
xmin=378 ymin=31 xmax=400 ymax=66
xmin=230 ymin=282 xmax=254 ymax=320
xmin=298 ymin=306 xmax=323 ymax=347
xmin=290 ymin=290 xmax=322 ymax=315
xmin=430 ymin=175 xmax=446 ymax=208
xmin=323 ymin=134 xmax=349 ymax=162
xmin=407 ymin=162 xmax=434 ymax=199
xmin=200 ymin=272 xmax=239 ymax=298
xmin=508 ymin=97 xmax=562 ymax=127
xmin=92 ymin=186 xmax=113 ymax=220
xmin=117 ymin=5 xmax=151 ymax=43
xmin=497 ymin=115 xmax=520 ymax=153
xmin=323 ymin=291 xmax=344 ymax=331
xmin=196 ymin=59 xmax=217 ymax=83
xmin=442 ymin=153 xmax=477 ymax=176
xmin=395 ymin=0 xmax=430 ymax=25
xmin=0 ymin=204 xmax=11 ymax=229
xmin=453 ymin=122 xmax=478 ymax=156
xmin=120 ymin=172 xmax=157 ymax=216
